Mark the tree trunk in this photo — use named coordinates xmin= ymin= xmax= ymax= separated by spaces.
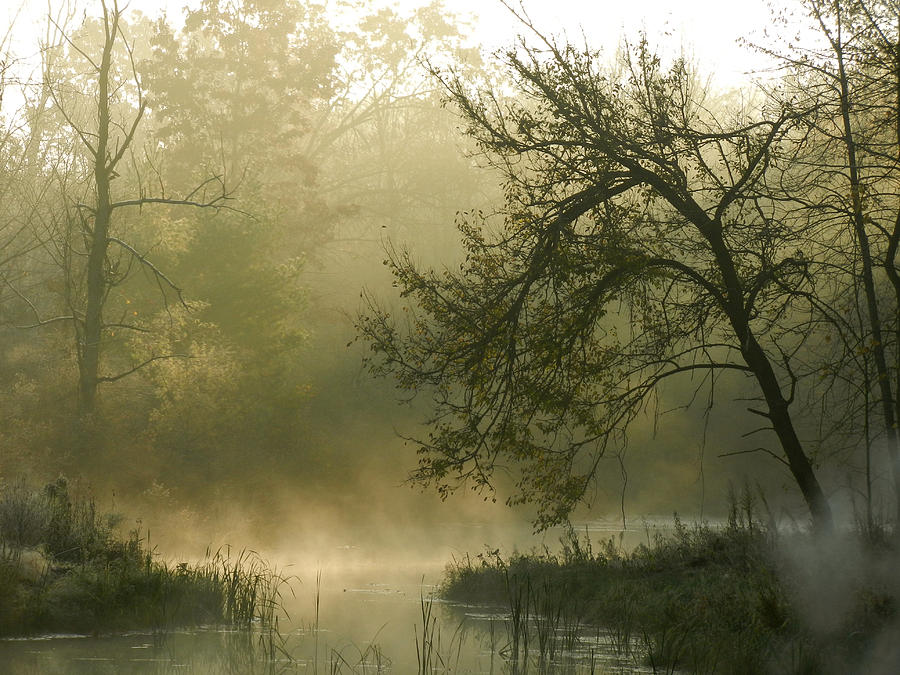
xmin=77 ymin=17 xmax=115 ymax=416
xmin=833 ymin=38 xmax=900 ymax=524
xmin=708 ymin=225 xmax=834 ymax=531
xmin=742 ymin=330 xmax=834 ymax=531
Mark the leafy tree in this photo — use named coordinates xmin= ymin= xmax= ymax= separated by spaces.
xmin=122 ymin=0 xmax=338 ymax=491
xmin=359 ymin=21 xmax=837 ymax=529
xmin=312 ymin=1 xmax=489 ymax=264
xmin=0 ymin=41 xmax=55 ymax=322
xmin=131 ymin=0 xmax=491 ymax=498
xmin=146 ymin=0 xmax=338 ymax=250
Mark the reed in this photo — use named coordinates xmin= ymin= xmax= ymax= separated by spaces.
xmin=415 ymin=590 xmax=463 ymax=674
xmin=322 ymin=623 xmax=391 ymax=675
xmin=444 ymin=489 xmax=900 ymax=674
xmin=327 ymin=642 xmax=391 ymax=674
xmin=497 ymin=566 xmax=585 ymax=671
xmin=314 ymin=568 xmax=322 ymax=673
xmin=441 ymin=507 xmax=790 ymax=674
xmin=0 ymin=478 xmax=292 ymax=641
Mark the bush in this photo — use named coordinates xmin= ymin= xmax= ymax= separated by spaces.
xmin=443 ymin=510 xmax=900 ymax=675
xmin=442 ymin=519 xmax=792 ymax=674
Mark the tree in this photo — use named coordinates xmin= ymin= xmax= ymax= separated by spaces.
xmin=35 ymin=0 xmax=231 ymax=415
xmin=129 ymin=0 xmax=491 ymax=494
xmin=309 ymin=0 xmax=486 ymax=250
xmin=146 ymin=0 xmax=339 ymax=250
xmin=0 ymin=38 xmax=50 ymax=314
xmin=119 ymin=0 xmax=338 ymax=489
xmin=759 ymin=0 xmax=900 ymax=526
xmin=358 ymin=18 xmax=836 ymax=530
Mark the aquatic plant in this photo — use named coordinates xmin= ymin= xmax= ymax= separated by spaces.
xmin=444 ymin=503 xmax=900 ymax=674
xmin=0 ymin=478 xmax=292 ymax=640
xmin=440 ymin=503 xmax=794 ymax=674
xmin=416 ymin=590 xmax=463 ymax=674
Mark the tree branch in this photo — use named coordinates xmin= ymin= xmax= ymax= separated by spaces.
xmin=106 ymin=236 xmax=187 ymax=307
xmin=97 ymin=353 xmax=192 ymax=383
xmin=718 ymin=447 xmax=790 ymax=467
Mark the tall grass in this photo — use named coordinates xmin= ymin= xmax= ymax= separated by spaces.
xmin=0 ymin=477 xmax=292 ymax=643
xmin=490 ymin=549 xmax=586 ymax=671
xmin=441 ymin=501 xmax=790 ymax=673
xmin=415 ymin=590 xmax=463 ymax=674
xmin=443 ymin=492 xmax=900 ymax=674
xmin=326 ymin=639 xmax=391 ymax=674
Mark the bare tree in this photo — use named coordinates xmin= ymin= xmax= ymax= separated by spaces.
xmin=758 ymin=0 xmax=900 ymax=526
xmin=33 ymin=0 xmax=233 ymax=414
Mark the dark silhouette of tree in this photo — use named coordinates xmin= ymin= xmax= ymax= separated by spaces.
xmin=758 ymin=0 xmax=900 ymax=527
xmin=359 ymin=19 xmax=836 ymax=530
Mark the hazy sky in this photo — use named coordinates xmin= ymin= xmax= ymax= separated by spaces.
xmin=432 ymin=0 xmax=779 ymax=83
xmin=4 ymin=0 xmax=780 ymax=85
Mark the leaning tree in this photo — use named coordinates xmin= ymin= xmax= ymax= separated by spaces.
xmin=358 ymin=23 xmax=837 ymax=530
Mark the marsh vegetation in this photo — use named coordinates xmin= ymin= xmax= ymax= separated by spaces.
xmin=0 ymin=479 xmax=289 ymax=639
xmin=1 ymin=479 xmax=898 ymax=673
xmin=443 ymin=504 xmax=900 ymax=673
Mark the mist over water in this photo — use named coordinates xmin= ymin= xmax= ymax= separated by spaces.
xmin=0 ymin=514 xmax=654 ymax=674
xmin=2 ymin=0 xmax=900 ymax=672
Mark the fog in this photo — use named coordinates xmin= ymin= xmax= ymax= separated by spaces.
xmin=0 ymin=0 xmax=794 ymax=553
xmin=1 ymin=0 xmax=899 ymax=671
xmin=0 ymin=0 xmax=890 ymax=551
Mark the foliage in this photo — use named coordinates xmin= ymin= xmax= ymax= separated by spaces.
xmin=442 ymin=510 xmax=898 ymax=674
xmin=0 ymin=477 xmax=290 ymax=636
xmin=145 ymin=0 xmax=340 ymax=249
xmin=359 ymin=22 xmax=834 ymax=528
xmin=0 ymin=0 xmax=490 ymax=533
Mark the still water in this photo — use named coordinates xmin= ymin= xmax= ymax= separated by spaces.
xmin=0 ymin=519 xmax=666 ymax=674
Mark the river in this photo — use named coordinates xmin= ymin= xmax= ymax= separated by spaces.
xmin=0 ymin=518 xmax=673 ymax=673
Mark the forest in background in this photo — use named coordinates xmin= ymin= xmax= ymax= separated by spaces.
xmin=0 ymin=0 xmax=896 ymax=553
xmin=0 ymin=0 xmax=517 ymax=553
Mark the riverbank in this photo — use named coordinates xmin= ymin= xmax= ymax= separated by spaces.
xmin=442 ymin=510 xmax=899 ymax=674
xmin=0 ymin=478 xmax=287 ymax=637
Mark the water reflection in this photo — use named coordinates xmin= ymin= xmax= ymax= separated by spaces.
xmin=0 ymin=600 xmax=654 ymax=673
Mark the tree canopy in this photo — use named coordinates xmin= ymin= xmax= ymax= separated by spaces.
xmin=358 ymin=3 xmax=900 ymax=530
xmin=0 ymin=0 xmax=490 ymax=522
